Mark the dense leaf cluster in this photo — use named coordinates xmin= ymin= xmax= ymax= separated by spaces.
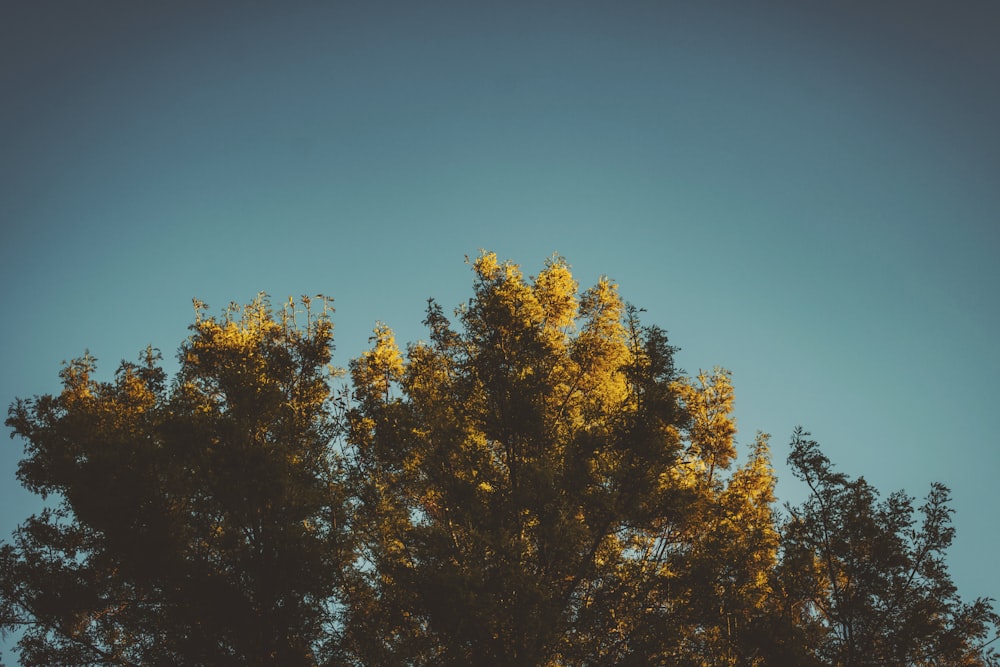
xmin=2 ymin=254 xmax=996 ymax=666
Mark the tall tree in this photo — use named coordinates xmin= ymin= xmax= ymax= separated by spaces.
xmin=1 ymin=295 xmax=352 ymax=666
xmin=341 ymin=252 xmax=780 ymax=666
xmin=777 ymin=427 xmax=1000 ymax=667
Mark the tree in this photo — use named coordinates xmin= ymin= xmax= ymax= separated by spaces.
xmin=1 ymin=252 xmax=995 ymax=666
xmin=1 ymin=295 xmax=353 ymax=666
xmin=340 ymin=252 xmax=781 ymax=665
xmin=777 ymin=427 xmax=1000 ymax=666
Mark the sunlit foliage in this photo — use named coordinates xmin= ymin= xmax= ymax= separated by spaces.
xmin=341 ymin=253 xmax=784 ymax=665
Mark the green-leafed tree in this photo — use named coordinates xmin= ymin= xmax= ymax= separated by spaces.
xmin=1 ymin=295 xmax=352 ymax=666
xmin=341 ymin=252 xmax=781 ymax=666
xmin=777 ymin=427 xmax=1000 ymax=667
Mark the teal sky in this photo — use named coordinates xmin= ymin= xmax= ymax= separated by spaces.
xmin=2 ymin=1 xmax=999 ymax=657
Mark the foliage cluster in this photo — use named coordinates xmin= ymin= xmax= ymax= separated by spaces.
xmin=2 ymin=253 xmax=996 ymax=666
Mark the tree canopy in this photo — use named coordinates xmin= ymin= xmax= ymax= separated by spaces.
xmin=2 ymin=252 xmax=996 ymax=666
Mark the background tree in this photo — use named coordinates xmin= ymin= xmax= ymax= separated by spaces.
xmin=777 ymin=427 xmax=1000 ymax=666
xmin=1 ymin=295 xmax=352 ymax=666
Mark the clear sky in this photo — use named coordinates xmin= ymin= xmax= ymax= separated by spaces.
xmin=2 ymin=1 xmax=999 ymax=659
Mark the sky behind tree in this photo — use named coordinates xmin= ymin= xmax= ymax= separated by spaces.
xmin=2 ymin=2 xmax=999 ymax=661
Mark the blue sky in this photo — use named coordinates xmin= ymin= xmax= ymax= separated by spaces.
xmin=2 ymin=1 xmax=999 ymax=658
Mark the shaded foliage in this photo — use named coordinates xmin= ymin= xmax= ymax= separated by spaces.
xmin=776 ymin=428 xmax=999 ymax=666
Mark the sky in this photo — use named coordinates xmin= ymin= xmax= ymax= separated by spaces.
xmin=2 ymin=0 xmax=999 ymax=659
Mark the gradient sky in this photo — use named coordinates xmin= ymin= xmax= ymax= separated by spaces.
xmin=3 ymin=1 xmax=999 ymax=659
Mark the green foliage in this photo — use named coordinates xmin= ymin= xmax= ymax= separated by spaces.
xmin=1 ymin=255 xmax=996 ymax=666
